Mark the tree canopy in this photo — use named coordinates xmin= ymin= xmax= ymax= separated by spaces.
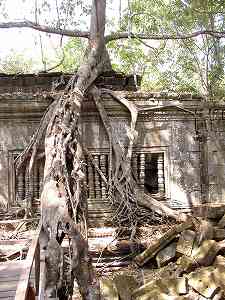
xmin=1 ymin=0 xmax=225 ymax=98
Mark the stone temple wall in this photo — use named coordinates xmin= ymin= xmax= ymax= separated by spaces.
xmin=1 ymin=72 xmax=225 ymax=211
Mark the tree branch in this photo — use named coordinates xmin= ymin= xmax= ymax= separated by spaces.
xmin=2 ymin=20 xmax=225 ymax=43
xmin=0 ymin=20 xmax=89 ymax=38
xmin=105 ymin=30 xmax=225 ymax=42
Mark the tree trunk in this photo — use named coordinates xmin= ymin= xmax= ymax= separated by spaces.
xmin=40 ymin=1 xmax=111 ymax=298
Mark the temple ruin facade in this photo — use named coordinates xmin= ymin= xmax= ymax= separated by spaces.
xmin=1 ymin=72 xmax=225 ymax=224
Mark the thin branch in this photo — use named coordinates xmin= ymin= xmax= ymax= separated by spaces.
xmin=0 ymin=20 xmax=89 ymax=38
xmin=180 ymin=39 xmax=207 ymax=92
xmin=55 ymin=0 xmax=61 ymax=28
xmin=127 ymin=0 xmax=132 ymax=38
xmin=42 ymin=53 xmax=65 ymax=73
xmin=39 ymin=34 xmax=47 ymax=71
xmin=119 ymin=0 xmax=122 ymax=27
xmin=37 ymin=35 xmax=66 ymax=73
xmin=105 ymin=30 xmax=225 ymax=42
xmin=135 ymin=37 xmax=158 ymax=50
xmin=2 ymin=20 xmax=225 ymax=43
xmin=35 ymin=0 xmax=38 ymax=24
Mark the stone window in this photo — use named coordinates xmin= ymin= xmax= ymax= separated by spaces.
xmin=9 ymin=148 xmax=168 ymax=206
xmin=144 ymin=153 xmax=165 ymax=195
xmin=83 ymin=149 xmax=168 ymax=200
xmin=8 ymin=150 xmax=44 ymax=205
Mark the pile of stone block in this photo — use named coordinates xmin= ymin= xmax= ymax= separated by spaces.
xmin=100 ymin=215 xmax=225 ymax=299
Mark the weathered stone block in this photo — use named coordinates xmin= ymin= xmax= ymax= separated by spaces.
xmin=176 ymin=255 xmax=195 ymax=274
xmin=113 ymin=274 xmax=138 ymax=300
xmin=213 ymin=255 xmax=225 ymax=267
xmin=132 ymin=277 xmax=187 ymax=300
xmin=134 ymin=290 xmax=186 ymax=300
xmin=194 ymin=204 xmax=225 ymax=219
xmin=142 ymin=262 xmax=178 ymax=284
xmin=135 ymin=222 xmax=192 ymax=266
xmin=194 ymin=220 xmax=214 ymax=246
xmin=163 ymin=277 xmax=188 ymax=296
xmin=187 ymin=267 xmax=220 ymax=298
xmin=176 ymin=230 xmax=196 ymax=257
xmin=213 ymin=228 xmax=225 ymax=241
xmin=100 ymin=278 xmax=119 ymax=300
xmin=176 ymin=240 xmax=225 ymax=275
xmin=218 ymin=213 xmax=225 ymax=228
xmin=192 ymin=240 xmax=221 ymax=267
xmin=156 ymin=242 xmax=177 ymax=268
xmin=212 ymin=290 xmax=225 ymax=300
xmin=132 ymin=280 xmax=161 ymax=299
xmin=213 ymin=266 xmax=225 ymax=291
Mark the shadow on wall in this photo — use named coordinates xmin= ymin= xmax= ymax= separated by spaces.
xmin=170 ymin=121 xmax=201 ymax=209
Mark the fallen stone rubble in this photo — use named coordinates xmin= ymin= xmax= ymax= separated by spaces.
xmin=99 ymin=214 xmax=225 ymax=300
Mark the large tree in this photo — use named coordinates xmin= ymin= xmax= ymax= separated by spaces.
xmin=1 ymin=0 xmax=225 ymax=298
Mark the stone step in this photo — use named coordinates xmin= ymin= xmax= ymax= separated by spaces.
xmin=88 ymin=220 xmax=113 ymax=227
xmin=193 ymin=203 xmax=225 ymax=219
xmin=88 ymin=227 xmax=117 ymax=238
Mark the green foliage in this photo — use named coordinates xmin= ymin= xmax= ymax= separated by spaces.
xmin=18 ymin=0 xmax=92 ymax=30
xmin=56 ymin=37 xmax=87 ymax=72
xmin=110 ymin=0 xmax=225 ymax=99
xmin=108 ymin=39 xmax=149 ymax=75
xmin=0 ymin=50 xmax=35 ymax=74
xmin=1 ymin=0 xmax=225 ymax=99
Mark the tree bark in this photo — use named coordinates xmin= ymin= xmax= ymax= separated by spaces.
xmin=40 ymin=1 xmax=111 ymax=299
xmin=138 ymin=193 xmax=188 ymax=222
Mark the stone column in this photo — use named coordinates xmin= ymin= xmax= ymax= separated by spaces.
xmin=100 ymin=154 xmax=107 ymax=198
xmin=157 ymin=153 xmax=165 ymax=193
xmin=38 ymin=160 xmax=44 ymax=196
xmin=87 ymin=158 xmax=95 ymax=199
xmin=25 ymin=163 xmax=33 ymax=203
xmin=16 ymin=170 xmax=25 ymax=202
xmin=33 ymin=163 xmax=39 ymax=199
xmin=83 ymin=156 xmax=88 ymax=191
xmin=139 ymin=153 xmax=145 ymax=191
xmin=94 ymin=155 xmax=101 ymax=199
xmin=132 ymin=153 xmax=138 ymax=181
